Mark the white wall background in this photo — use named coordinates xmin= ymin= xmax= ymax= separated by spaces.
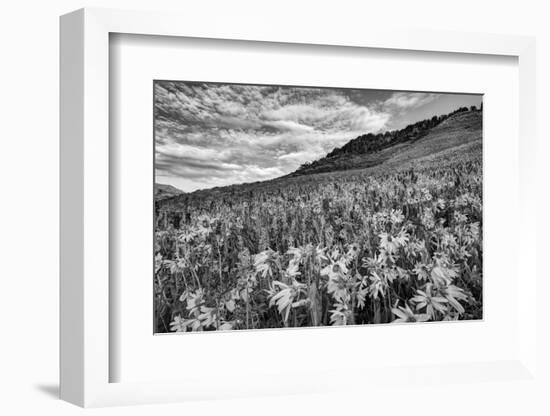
xmin=0 ymin=0 xmax=548 ymax=414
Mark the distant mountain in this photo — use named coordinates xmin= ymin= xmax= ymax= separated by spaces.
xmin=155 ymin=183 xmax=184 ymax=200
xmin=290 ymin=106 xmax=481 ymax=177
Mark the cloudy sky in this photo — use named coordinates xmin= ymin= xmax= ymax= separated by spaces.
xmin=155 ymin=81 xmax=481 ymax=192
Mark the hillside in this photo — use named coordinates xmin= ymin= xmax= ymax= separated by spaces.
xmin=156 ymin=107 xmax=482 ymax=209
xmin=290 ymin=107 xmax=481 ymax=177
xmin=155 ymin=183 xmax=184 ymax=200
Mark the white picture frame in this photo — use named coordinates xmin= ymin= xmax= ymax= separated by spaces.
xmin=60 ymin=7 xmax=538 ymax=407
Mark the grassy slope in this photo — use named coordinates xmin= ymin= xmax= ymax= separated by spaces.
xmin=291 ymin=110 xmax=481 ymax=177
xmin=384 ymin=110 xmax=481 ymax=167
xmin=158 ymin=110 xmax=482 ymax=208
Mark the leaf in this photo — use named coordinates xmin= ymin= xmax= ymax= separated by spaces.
xmin=219 ymin=322 xmax=234 ymax=331
xmin=225 ymin=299 xmax=235 ymax=312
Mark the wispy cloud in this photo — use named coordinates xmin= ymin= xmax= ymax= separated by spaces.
xmin=155 ymin=82 xmax=395 ymax=191
xmin=382 ymin=92 xmax=440 ymax=111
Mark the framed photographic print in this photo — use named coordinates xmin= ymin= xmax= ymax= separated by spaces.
xmin=60 ymin=7 xmax=538 ymax=408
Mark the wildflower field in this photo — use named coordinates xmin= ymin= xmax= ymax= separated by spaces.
xmin=154 ymin=137 xmax=483 ymax=333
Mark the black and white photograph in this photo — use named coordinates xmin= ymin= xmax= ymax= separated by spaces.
xmin=154 ymin=81 xmax=483 ymax=333
xmin=2 ymin=0 xmax=547 ymax=411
